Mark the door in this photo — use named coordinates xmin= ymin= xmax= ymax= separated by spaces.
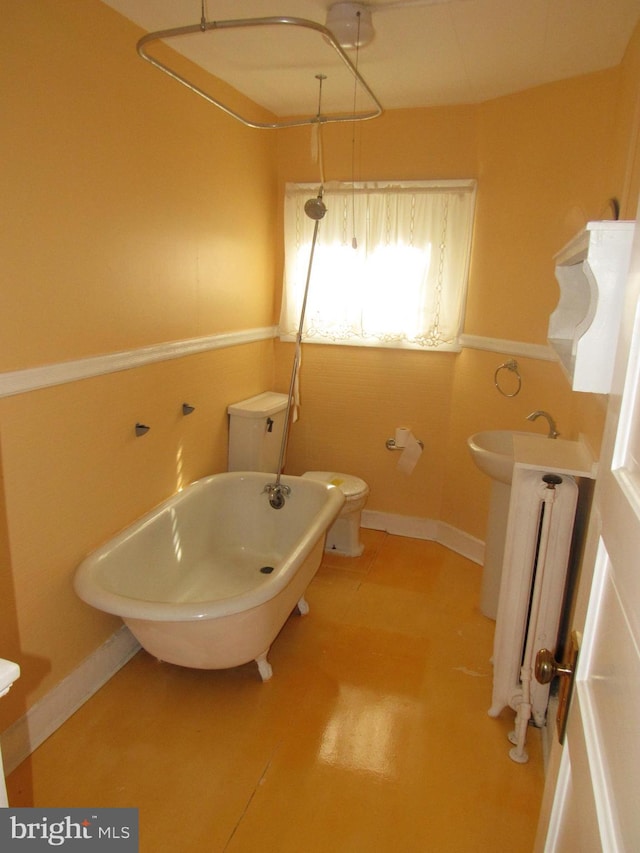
xmin=535 ymin=208 xmax=640 ymax=851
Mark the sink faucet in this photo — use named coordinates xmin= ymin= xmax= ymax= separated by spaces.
xmin=526 ymin=410 xmax=559 ymax=439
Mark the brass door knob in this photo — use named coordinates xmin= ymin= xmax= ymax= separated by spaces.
xmin=536 ymin=632 xmax=581 ymax=745
xmin=535 ymin=648 xmax=575 ymax=685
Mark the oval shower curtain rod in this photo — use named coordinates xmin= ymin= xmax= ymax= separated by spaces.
xmin=136 ymin=15 xmax=383 ymax=129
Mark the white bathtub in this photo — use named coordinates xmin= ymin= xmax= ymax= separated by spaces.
xmin=74 ymin=472 xmax=344 ymax=680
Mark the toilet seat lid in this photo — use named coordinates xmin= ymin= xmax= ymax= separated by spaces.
xmin=303 ymin=471 xmax=369 ymax=499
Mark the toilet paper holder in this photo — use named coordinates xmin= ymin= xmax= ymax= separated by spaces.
xmin=386 ymin=437 xmax=424 ymax=451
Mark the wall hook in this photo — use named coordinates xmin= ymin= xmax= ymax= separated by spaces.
xmin=135 ymin=423 xmax=150 ymax=437
xmin=182 ymin=403 xmax=195 ymax=415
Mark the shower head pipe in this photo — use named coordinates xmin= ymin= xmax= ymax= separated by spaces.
xmin=136 ymin=16 xmax=383 ymax=129
xmin=274 ymin=211 xmax=323 ymax=484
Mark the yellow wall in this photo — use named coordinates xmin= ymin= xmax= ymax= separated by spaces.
xmin=1 ymin=0 xmax=639 ymax=736
xmin=1 ymin=3 xmax=277 ymax=370
xmin=616 ymin=18 xmax=640 ymax=217
xmin=444 ymin=67 xmax=633 ymax=537
xmin=274 ymin=104 xmax=478 ymax=522
xmin=277 ymin=30 xmax=640 ymax=542
xmin=0 ymin=0 xmax=278 ymax=727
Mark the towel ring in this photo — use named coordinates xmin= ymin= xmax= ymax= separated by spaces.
xmin=494 ymin=359 xmax=521 ymax=397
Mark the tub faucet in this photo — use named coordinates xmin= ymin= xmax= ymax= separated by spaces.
xmin=263 ymin=481 xmax=291 ymax=510
xmin=526 ymin=410 xmax=559 ymax=439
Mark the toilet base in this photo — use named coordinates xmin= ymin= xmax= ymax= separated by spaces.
xmin=324 ymin=512 xmax=364 ymax=557
xmin=301 ymin=471 xmax=368 ymax=558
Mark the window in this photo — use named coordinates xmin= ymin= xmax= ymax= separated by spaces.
xmin=279 ymin=180 xmax=476 ymax=351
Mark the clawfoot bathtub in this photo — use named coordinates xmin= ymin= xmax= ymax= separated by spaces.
xmin=74 ymin=473 xmax=344 ymax=680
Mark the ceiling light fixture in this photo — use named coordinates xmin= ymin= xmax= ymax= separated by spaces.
xmin=326 ymin=2 xmax=375 ymax=49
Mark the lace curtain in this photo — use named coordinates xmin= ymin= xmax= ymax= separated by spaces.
xmin=279 ymin=180 xmax=476 ymax=350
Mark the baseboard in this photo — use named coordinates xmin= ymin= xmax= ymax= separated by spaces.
xmin=436 ymin=521 xmax=484 ymax=565
xmin=1 ymin=626 xmax=140 ymax=776
xmin=361 ymin=510 xmax=484 ymax=565
xmin=362 ymin=509 xmax=438 ymax=539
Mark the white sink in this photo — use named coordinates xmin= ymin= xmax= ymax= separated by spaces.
xmin=468 ymin=430 xmax=596 ymax=485
xmin=467 ymin=430 xmax=533 ymax=485
xmin=467 ymin=429 xmax=596 ymax=619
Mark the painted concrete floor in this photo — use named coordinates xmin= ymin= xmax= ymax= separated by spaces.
xmin=7 ymin=530 xmax=544 ymax=852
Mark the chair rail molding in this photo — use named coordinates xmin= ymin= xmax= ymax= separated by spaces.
xmin=460 ymin=334 xmax=555 ymax=361
xmin=0 ymin=329 xmax=554 ymax=399
xmin=0 ymin=327 xmax=278 ymax=398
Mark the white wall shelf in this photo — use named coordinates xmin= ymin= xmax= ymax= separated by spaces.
xmin=549 ymin=221 xmax=635 ymax=393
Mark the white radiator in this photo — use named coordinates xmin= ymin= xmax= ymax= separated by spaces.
xmin=488 ymin=467 xmax=578 ymax=763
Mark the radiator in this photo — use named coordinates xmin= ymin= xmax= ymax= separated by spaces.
xmin=488 ymin=467 xmax=578 ymax=763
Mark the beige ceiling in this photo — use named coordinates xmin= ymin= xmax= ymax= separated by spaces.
xmin=101 ymin=0 xmax=640 ymax=119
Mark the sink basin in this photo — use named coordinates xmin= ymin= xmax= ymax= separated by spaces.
xmin=467 ymin=429 xmax=596 ymax=619
xmin=467 ymin=430 xmax=532 ymax=485
xmin=468 ymin=430 xmax=597 ymax=485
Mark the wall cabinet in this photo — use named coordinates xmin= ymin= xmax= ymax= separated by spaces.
xmin=549 ymin=221 xmax=635 ymax=393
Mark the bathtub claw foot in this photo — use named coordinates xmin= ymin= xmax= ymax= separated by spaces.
xmin=296 ymin=596 xmax=310 ymax=616
xmin=256 ymin=652 xmax=273 ymax=682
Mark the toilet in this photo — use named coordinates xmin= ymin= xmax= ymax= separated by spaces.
xmin=227 ymin=392 xmax=290 ymax=473
xmin=227 ymin=392 xmax=369 ymax=557
xmin=301 ymin=471 xmax=369 ymax=557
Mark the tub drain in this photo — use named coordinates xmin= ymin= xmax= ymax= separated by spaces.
xmin=260 ymin=566 xmax=275 ymax=574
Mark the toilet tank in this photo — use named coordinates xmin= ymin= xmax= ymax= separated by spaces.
xmin=227 ymin=392 xmax=289 ymax=472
